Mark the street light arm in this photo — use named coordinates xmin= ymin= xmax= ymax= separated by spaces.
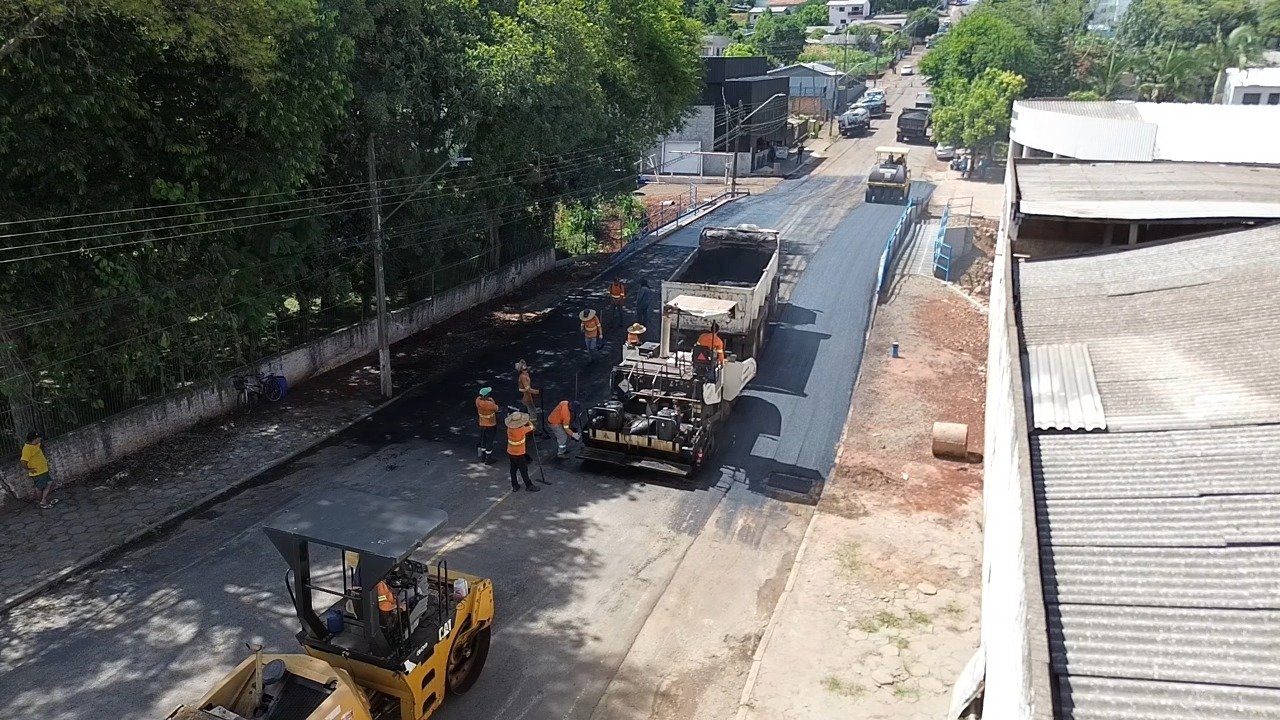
xmin=381 ymin=155 xmax=473 ymax=225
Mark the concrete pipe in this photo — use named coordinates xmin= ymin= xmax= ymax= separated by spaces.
xmin=931 ymin=422 xmax=969 ymax=460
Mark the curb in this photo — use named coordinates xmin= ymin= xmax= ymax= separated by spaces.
xmin=0 ymin=193 xmax=754 ymax=617
xmin=0 ymin=389 xmax=416 ymax=616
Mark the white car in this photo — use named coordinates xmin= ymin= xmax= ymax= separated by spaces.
xmin=900 ymin=64 xmax=915 ymax=76
xmin=935 ymin=145 xmax=956 ymax=160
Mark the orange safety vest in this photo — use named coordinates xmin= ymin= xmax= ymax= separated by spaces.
xmin=507 ymin=424 xmax=532 ymax=456
xmin=476 ymin=396 xmax=498 ymax=427
xmin=697 ymin=332 xmax=726 ymax=362
xmin=376 ymin=581 xmax=396 ymax=612
xmin=582 ymin=316 xmax=602 ymax=338
xmin=547 ymin=401 xmax=572 ymax=428
xmin=609 ymin=281 xmax=626 ymax=303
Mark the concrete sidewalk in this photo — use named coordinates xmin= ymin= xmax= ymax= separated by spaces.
xmin=0 ymin=196 xmax=743 ymax=615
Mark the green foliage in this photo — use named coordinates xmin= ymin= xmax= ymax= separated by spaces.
xmin=872 ymin=0 xmax=934 ymax=14
xmin=0 ymin=0 xmax=702 ymax=439
xmin=920 ymin=12 xmax=1044 ymax=95
xmin=931 ymin=68 xmax=1027 ymax=148
xmin=793 ymin=0 xmax=830 ymax=27
xmin=906 ymin=8 xmax=940 ymax=38
xmin=725 ymin=41 xmax=757 ymax=56
xmin=751 ymin=12 xmax=807 ymax=65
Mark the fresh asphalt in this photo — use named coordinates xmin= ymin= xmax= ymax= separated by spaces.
xmin=0 ymin=119 xmax=933 ymax=718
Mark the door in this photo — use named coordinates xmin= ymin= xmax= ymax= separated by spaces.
xmin=662 ymin=141 xmax=702 ymax=175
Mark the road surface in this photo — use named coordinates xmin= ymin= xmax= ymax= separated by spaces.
xmin=0 ymin=70 xmax=934 ymax=720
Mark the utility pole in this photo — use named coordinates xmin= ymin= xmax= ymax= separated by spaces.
xmin=367 ymin=133 xmax=392 ymax=398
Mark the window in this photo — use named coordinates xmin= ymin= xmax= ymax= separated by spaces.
xmin=1269 ymin=93 xmax=1280 ymax=106
xmin=1241 ymin=92 xmax=1261 ymax=105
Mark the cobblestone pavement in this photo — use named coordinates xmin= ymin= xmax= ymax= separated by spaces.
xmin=0 ymin=213 xmax=714 ymax=612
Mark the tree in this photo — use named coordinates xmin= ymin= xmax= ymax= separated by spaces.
xmin=1202 ymin=24 xmax=1263 ymax=101
xmin=906 ymin=8 xmax=939 ymax=38
xmin=930 ymin=69 xmax=1027 ymax=149
xmin=794 ymin=0 xmax=829 ymax=27
xmin=725 ymin=41 xmax=757 ymax=56
xmin=1260 ymin=0 xmax=1280 ymax=47
xmin=919 ymin=12 xmax=1044 ymax=96
xmin=750 ymin=12 xmax=807 ymax=65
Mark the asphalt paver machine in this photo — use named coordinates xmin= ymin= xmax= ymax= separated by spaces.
xmin=579 ymin=225 xmax=780 ymax=477
xmin=866 ymin=146 xmax=912 ymax=205
xmin=167 ymin=491 xmax=494 ymax=720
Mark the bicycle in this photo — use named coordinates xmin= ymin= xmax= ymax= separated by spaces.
xmin=232 ymin=372 xmax=287 ymax=412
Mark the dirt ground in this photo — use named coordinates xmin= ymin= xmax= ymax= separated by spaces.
xmin=743 ymin=272 xmax=987 ymax=719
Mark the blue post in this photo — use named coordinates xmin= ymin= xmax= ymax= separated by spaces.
xmin=891 ymin=342 xmax=900 ymax=358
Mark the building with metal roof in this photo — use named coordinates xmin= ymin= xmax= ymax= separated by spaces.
xmin=976 ymin=152 xmax=1280 ymax=720
xmin=1009 ymin=100 xmax=1280 ymax=164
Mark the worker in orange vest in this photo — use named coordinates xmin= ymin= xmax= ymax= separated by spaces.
xmin=546 ymin=400 xmax=581 ymax=457
xmin=475 ymin=386 xmax=498 ymax=463
xmin=580 ymin=308 xmax=603 ymax=355
xmin=608 ymin=277 xmax=627 ymax=324
xmin=504 ymin=411 xmax=540 ymax=492
xmin=627 ymin=322 xmax=646 ymax=345
xmin=696 ymin=321 xmax=726 ymax=363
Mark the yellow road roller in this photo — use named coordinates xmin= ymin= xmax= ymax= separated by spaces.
xmin=167 ymin=490 xmax=494 ymax=720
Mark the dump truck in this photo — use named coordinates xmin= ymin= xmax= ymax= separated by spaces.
xmin=896 ymin=108 xmax=931 ymax=143
xmin=578 ymin=225 xmax=781 ymax=477
xmin=167 ymin=491 xmax=494 ymax=720
xmin=866 ymin=146 xmax=912 ymax=205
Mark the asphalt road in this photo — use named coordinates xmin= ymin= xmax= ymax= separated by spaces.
xmin=0 ymin=68 xmax=935 ymax=720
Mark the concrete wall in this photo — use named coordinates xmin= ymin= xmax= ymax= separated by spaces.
xmin=648 ymin=106 xmax=716 ymax=176
xmin=1 ymin=249 xmax=555 ymax=495
xmin=977 ymin=155 xmax=1055 ymax=720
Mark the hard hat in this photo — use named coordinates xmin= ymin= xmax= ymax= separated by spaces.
xmin=479 ymin=387 xmax=492 ymax=397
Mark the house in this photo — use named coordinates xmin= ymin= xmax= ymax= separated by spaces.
xmin=1221 ymin=67 xmax=1280 ymax=105
xmin=646 ymin=57 xmax=791 ymax=177
xmin=702 ymin=34 xmax=732 ymax=57
xmin=767 ymin=62 xmax=866 ymax=118
xmin=748 ymin=5 xmax=792 ymax=25
xmin=1009 ymin=99 xmax=1280 ymax=164
xmin=978 ymin=152 xmax=1280 ymax=720
xmin=827 ymin=0 xmax=870 ymax=29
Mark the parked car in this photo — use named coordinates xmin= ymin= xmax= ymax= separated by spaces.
xmin=935 ymin=145 xmax=956 ymax=160
xmin=900 ymin=64 xmax=914 ymax=76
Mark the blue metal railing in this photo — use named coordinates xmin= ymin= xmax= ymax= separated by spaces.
xmin=933 ymin=204 xmax=952 ymax=281
xmin=876 ymin=199 xmax=918 ymax=293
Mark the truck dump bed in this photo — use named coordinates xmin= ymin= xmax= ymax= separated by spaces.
xmin=662 ymin=225 xmax=780 ymax=338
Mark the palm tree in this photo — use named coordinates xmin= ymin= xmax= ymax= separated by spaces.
xmin=1202 ymin=25 xmax=1262 ymax=103
xmin=1133 ymin=43 xmax=1202 ymax=102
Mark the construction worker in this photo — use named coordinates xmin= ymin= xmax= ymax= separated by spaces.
xmin=546 ymin=400 xmax=581 ymax=457
xmin=504 ymin=411 xmax=540 ymax=492
xmin=516 ymin=360 xmax=539 ymax=418
xmin=580 ymin=309 xmax=603 ymax=354
xmin=635 ymin=278 xmax=654 ymax=328
xmin=475 ymin=386 xmax=498 ymax=463
xmin=696 ymin=321 xmax=726 ymax=363
xmin=608 ymin=277 xmax=627 ymax=325
xmin=627 ymin=322 xmax=646 ymax=345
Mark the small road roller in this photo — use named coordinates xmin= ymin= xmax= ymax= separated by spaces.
xmin=166 ymin=490 xmax=494 ymax=720
xmin=865 ymin=146 xmax=913 ymax=205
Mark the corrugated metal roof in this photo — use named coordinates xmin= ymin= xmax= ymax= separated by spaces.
xmin=1057 ymin=676 xmax=1280 ymax=720
xmin=1016 ymin=162 xmax=1280 ymax=220
xmin=1017 ymin=222 xmax=1280 ymax=720
xmin=1027 ymin=344 xmax=1106 ymax=431
xmin=1017 ymin=100 xmax=1143 ymax=120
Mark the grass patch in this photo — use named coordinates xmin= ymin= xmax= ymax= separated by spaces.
xmin=893 ymin=636 xmax=910 ymax=651
xmin=858 ymin=610 xmax=905 ymax=633
xmin=821 ymin=675 xmax=866 ymax=698
xmin=836 ymin=542 xmax=862 ymax=577
xmin=906 ymin=609 xmax=932 ymax=626
xmin=893 ymin=683 xmax=920 ymax=701
xmin=941 ymin=601 xmax=964 ymax=618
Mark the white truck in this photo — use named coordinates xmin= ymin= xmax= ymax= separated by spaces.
xmin=579 ymin=225 xmax=781 ymax=477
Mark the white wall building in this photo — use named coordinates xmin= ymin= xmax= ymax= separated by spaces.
xmin=1222 ymin=67 xmax=1280 ymax=105
xmin=702 ymin=34 xmax=732 ymax=57
xmin=1009 ymin=100 xmax=1280 ymax=164
xmin=827 ymin=0 xmax=870 ymax=29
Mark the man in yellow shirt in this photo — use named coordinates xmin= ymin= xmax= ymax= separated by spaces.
xmin=20 ymin=431 xmax=58 ymax=509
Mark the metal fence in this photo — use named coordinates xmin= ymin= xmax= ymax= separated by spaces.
xmin=0 ymin=231 xmax=551 ymax=454
xmin=609 ymin=186 xmax=739 ymax=265
xmin=876 ymin=199 xmax=923 ymax=294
